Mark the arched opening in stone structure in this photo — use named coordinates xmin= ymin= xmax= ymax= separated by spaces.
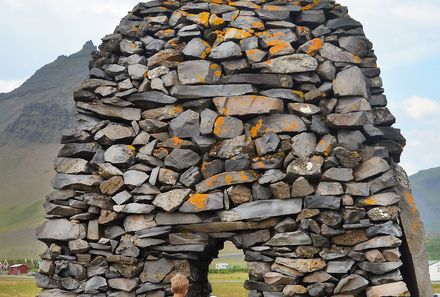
xmin=208 ymin=241 xmax=246 ymax=297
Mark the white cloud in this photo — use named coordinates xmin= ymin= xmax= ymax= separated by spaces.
xmin=0 ymin=80 xmax=25 ymax=93
xmin=392 ymin=3 xmax=440 ymax=26
xmin=389 ymin=96 xmax=440 ymax=174
xmin=401 ymin=96 xmax=440 ymax=120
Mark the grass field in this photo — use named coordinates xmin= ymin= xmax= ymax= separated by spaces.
xmin=1 ymin=274 xmax=440 ymax=297
xmin=0 ymin=276 xmax=41 ymax=297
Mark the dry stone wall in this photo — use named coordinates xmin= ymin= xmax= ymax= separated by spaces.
xmin=36 ymin=0 xmax=430 ymax=296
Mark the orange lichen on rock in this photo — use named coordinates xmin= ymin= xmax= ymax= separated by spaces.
xmin=305 ymin=38 xmax=323 ymax=56
xmin=251 ymin=21 xmax=265 ymax=31
xmin=405 ymin=191 xmax=421 ymax=234
xmin=265 ymin=5 xmax=284 ymax=11
xmin=250 ymin=118 xmax=264 ymax=138
xmin=301 ymin=0 xmax=320 ymax=11
xmin=225 ymin=174 xmax=233 ymax=185
xmin=188 ymin=194 xmax=209 ymax=209
xmin=239 ymin=171 xmax=250 ymax=181
xmin=171 ymin=137 xmax=183 ymax=147
xmin=270 ymin=42 xmax=291 ymax=55
xmin=361 ymin=197 xmax=377 ymax=206
xmin=224 ymin=28 xmax=252 ymax=40
xmin=213 ymin=117 xmax=225 ymax=136
xmin=210 ymin=14 xmax=225 ymax=28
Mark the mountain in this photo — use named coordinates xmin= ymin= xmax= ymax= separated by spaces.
xmin=0 ymin=41 xmax=95 ymax=259
xmin=410 ymin=167 xmax=440 ymax=234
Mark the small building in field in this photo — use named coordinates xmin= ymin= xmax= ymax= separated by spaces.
xmin=429 ymin=260 xmax=440 ymax=282
xmin=9 ymin=264 xmax=29 ymax=275
xmin=215 ymin=263 xmax=229 ymax=270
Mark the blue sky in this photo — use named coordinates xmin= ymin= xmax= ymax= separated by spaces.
xmin=0 ymin=0 xmax=439 ymax=175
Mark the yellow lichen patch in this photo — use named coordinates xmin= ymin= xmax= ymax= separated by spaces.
xmin=265 ymin=5 xmax=284 ymax=11
xmin=362 ymin=197 xmax=377 ymax=206
xmin=213 ymin=117 xmax=225 ymax=136
xmin=405 ymin=191 xmax=421 ymax=234
xmin=250 ymin=118 xmax=264 ymax=138
xmin=210 ymin=14 xmax=225 ymax=28
xmin=195 ymin=74 xmax=206 ymax=83
xmin=228 ymin=1 xmax=261 ymax=9
xmin=211 ymin=0 xmax=224 ymax=3
xmin=127 ymin=145 xmax=136 ymax=154
xmin=225 ymin=174 xmax=233 ymax=185
xmin=198 ymin=12 xmax=211 ymax=28
xmin=306 ymin=38 xmax=324 ymax=56
xmin=214 ymin=70 xmax=222 ymax=77
xmin=188 ymin=194 xmax=209 ymax=209
xmin=292 ymin=90 xmax=305 ymax=98
xmin=301 ymin=0 xmax=320 ymax=11
xmin=251 ymin=21 xmax=265 ymax=31
xmin=353 ymin=54 xmax=362 ymax=64
xmin=323 ymin=144 xmax=332 ymax=157
xmin=130 ymin=42 xmax=137 ymax=49
xmin=224 ymin=28 xmax=252 ymax=40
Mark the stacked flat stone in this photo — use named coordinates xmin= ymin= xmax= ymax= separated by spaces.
xmin=36 ymin=0 xmax=415 ymax=296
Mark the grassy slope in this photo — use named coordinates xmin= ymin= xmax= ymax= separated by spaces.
xmin=0 ymin=144 xmax=60 ymax=259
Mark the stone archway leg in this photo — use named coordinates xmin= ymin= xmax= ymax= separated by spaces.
xmin=395 ymin=165 xmax=432 ymax=297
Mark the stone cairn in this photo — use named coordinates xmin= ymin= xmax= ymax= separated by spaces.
xmin=36 ymin=0 xmax=428 ymax=296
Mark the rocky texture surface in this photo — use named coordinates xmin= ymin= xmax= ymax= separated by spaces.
xmin=36 ymin=1 xmax=428 ymax=297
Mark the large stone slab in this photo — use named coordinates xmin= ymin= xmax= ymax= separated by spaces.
xmin=219 ymin=199 xmax=302 ymax=222
xmin=77 ymin=102 xmax=141 ymax=121
xmin=275 ymin=257 xmax=326 ymax=273
xmin=253 ymin=54 xmax=318 ymax=73
xmin=213 ymin=96 xmax=284 ymax=116
xmin=36 ymin=219 xmax=86 ymax=242
xmin=153 ymin=189 xmax=192 ymax=212
xmin=247 ymin=114 xmax=306 ymax=138
xmin=196 ymin=171 xmax=260 ymax=193
xmin=266 ymin=231 xmax=312 ymax=246
xmin=170 ymin=84 xmax=256 ymax=99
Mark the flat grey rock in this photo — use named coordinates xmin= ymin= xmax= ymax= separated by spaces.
xmin=333 ymin=66 xmax=368 ymax=98
xmin=153 ymin=189 xmax=191 ymax=212
xmin=36 ymin=219 xmax=86 ymax=242
xmin=266 ymin=231 xmax=311 ymax=246
xmin=219 ymin=199 xmax=302 ymax=222
xmin=253 ymin=54 xmax=318 ymax=73
xmin=164 ymin=149 xmax=201 ymax=170
xmin=209 ymin=41 xmax=242 ymax=59
xmin=170 ymin=84 xmax=256 ymax=99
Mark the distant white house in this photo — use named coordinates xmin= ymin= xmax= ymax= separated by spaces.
xmin=429 ymin=261 xmax=440 ymax=282
xmin=215 ymin=263 xmax=229 ymax=270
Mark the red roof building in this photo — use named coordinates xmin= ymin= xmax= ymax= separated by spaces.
xmin=9 ymin=264 xmax=28 ymax=275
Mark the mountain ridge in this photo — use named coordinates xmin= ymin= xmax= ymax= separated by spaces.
xmin=0 ymin=41 xmax=95 ymax=259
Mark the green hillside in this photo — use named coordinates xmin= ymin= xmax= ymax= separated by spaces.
xmin=0 ymin=42 xmax=93 ymax=259
xmin=409 ymin=167 xmax=440 ymax=233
